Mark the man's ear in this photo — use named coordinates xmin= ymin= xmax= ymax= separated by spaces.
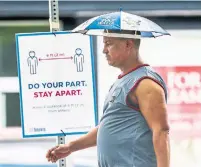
xmin=126 ymin=39 xmax=134 ymax=49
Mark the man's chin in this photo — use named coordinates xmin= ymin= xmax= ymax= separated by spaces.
xmin=107 ymin=60 xmax=113 ymax=65
xmin=107 ymin=61 xmax=117 ymax=67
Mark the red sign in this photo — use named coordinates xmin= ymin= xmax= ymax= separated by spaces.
xmin=154 ymin=66 xmax=201 ymax=140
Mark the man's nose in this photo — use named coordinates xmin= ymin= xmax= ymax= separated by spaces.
xmin=102 ymin=46 xmax=108 ymax=54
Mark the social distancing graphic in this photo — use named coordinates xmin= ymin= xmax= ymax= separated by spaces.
xmin=74 ymin=48 xmax=84 ymax=72
xmin=27 ymin=51 xmax=38 ymax=75
xmin=15 ymin=32 xmax=98 ymax=138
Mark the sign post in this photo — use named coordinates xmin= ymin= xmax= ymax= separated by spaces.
xmin=48 ymin=1 xmax=66 ymax=167
xmin=15 ymin=0 xmax=98 ymax=167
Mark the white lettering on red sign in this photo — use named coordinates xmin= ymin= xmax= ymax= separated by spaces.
xmin=167 ymin=71 xmax=201 ymax=104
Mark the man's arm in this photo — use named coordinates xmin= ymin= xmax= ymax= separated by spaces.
xmin=130 ymin=79 xmax=170 ymax=167
xmin=70 ymin=125 xmax=98 ymax=152
xmin=46 ymin=126 xmax=98 ymax=162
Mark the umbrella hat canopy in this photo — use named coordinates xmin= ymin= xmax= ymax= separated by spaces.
xmin=72 ymin=11 xmax=170 ymax=39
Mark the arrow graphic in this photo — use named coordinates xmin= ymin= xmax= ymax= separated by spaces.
xmin=39 ymin=56 xmax=73 ymax=61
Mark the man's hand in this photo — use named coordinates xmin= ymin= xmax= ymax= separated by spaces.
xmin=46 ymin=126 xmax=98 ymax=163
xmin=46 ymin=143 xmax=72 ymax=163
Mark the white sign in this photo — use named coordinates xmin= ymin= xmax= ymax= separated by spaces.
xmin=15 ymin=31 xmax=98 ymax=138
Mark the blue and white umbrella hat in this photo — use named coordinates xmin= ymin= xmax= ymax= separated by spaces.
xmin=72 ymin=11 xmax=170 ymax=39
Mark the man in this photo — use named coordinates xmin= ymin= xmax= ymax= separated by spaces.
xmin=46 ymin=30 xmax=170 ymax=167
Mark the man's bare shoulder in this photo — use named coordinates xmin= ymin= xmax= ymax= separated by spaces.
xmin=134 ymin=78 xmax=165 ymax=97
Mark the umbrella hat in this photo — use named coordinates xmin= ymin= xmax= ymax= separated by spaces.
xmin=71 ymin=10 xmax=170 ymax=39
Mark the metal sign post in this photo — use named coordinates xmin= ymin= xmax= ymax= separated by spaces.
xmin=49 ymin=0 xmax=60 ymax=32
xmin=48 ymin=0 xmax=66 ymax=167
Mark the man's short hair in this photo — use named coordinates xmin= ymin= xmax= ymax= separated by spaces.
xmin=103 ymin=29 xmax=141 ymax=49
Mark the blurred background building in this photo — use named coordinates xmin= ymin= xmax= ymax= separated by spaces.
xmin=0 ymin=1 xmax=201 ymax=167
